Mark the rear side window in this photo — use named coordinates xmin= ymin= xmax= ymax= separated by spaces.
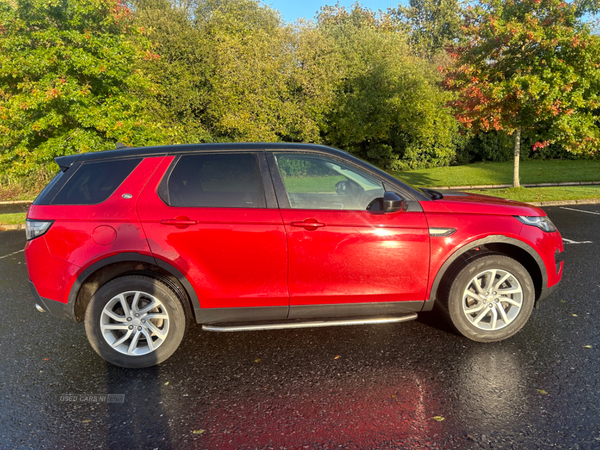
xmin=32 ymin=171 xmax=64 ymax=205
xmin=163 ymin=153 xmax=266 ymax=208
xmin=51 ymin=159 xmax=141 ymax=205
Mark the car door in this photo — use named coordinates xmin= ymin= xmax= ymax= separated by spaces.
xmin=267 ymin=151 xmax=430 ymax=318
xmin=137 ymin=152 xmax=289 ymax=322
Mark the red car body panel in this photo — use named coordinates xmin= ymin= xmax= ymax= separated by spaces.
xmin=280 ymin=208 xmax=430 ymax=305
xmin=433 ymin=192 xmax=545 ymax=216
xmin=24 ymin=236 xmax=80 ymax=303
xmin=421 ymin=193 xmax=563 ymax=298
xmin=519 ymin=223 xmax=563 ymax=287
xmin=25 ymin=157 xmax=163 ymax=304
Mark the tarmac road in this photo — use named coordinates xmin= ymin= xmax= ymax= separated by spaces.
xmin=0 ymin=205 xmax=599 ymax=449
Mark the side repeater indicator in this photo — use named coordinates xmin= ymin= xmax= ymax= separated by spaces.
xmin=429 ymin=228 xmax=456 ymax=237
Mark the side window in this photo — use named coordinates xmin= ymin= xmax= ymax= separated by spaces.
xmin=165 ymin=153 xmax=266 ymax=208
xmin=274 ymin=153 xmax=385 ymax=210
xmin=51 ymin=158 xmax=141 ymax=205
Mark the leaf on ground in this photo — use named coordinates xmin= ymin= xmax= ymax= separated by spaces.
xmin=561 ymin=300 xmax=566 ymax=303
xmin=334 ymin=355 xmax=340 ymax=360
xmin=192 ymin=429 xmax=205 ymax=435
xmin=537 ymin=389 xmax=548 ymax=394
xmin=164 ymin=382 xmax=169 ymax=385
xmin=44 ymin=358 xmax=49 ymax=361
xmin=254 ymin=359 xmax=260 ymax=363
xmin=82 ymin=419 xmax=92 ymax=423
xmin=583 ymin=345 xmax=592 ymax=349
xmin=432 ymin=416 xmax=445 ymax=422
xmin=572 ymin=314 xmax=578 ymax=317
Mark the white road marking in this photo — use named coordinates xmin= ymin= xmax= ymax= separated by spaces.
xmin=0 ymin=249 xmax=24 ymax=259
xmin=562 ymin=238 xmax=593 ymax=245
xmin=560 ymin=207 xmax=600 ymax=216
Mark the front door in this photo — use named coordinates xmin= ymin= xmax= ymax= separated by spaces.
xmin=269 ymin=152 xmax=430 ymax=313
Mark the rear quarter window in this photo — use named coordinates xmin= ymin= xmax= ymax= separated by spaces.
xmin=32 ymin=171 xmax=65 ymax=205
xmin=51 ymin=158 xmax=141 ymax=205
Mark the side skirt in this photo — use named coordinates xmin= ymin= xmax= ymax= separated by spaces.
xmin=194 ymin=301 xmax=424 ymax=324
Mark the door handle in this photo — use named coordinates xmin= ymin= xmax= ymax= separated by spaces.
xmin=290 ymin=219 xmax=326 ymax=230
xmin=160 ymin=216 xmax=198 ymax=227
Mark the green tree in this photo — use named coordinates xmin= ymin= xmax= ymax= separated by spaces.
xmin=193 ymin=0 xmax=326 ymax=142
xmin=394 ymin=0 xmax=464 ymax=60
xmin=445 ymin=0 xmax=600 ymax=187
xmin=133 ymin=0 xmax=340 ymax=145
xmin=132 ymin=0 xmax=213 ymax=144
xmin=0 ymin=0 xmax=166 ymax=179
xmin=317 ymin=3 xmax=460 ymax=170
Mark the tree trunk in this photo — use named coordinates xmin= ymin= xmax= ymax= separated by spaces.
xmin=513 ymin=128 xmax=521 ymax=188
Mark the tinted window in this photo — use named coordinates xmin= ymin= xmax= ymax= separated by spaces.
xmin=275 ymin=153 xmax=385 ymax=210
xmin=32 ymin=171 xmax=64 ymax=205
xmin=166 ymin=154 xmax=266 ymax=208
xmin=51 ymin=159 xmax=141 ymax=205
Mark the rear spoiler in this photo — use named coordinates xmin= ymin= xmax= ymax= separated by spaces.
xmin=54 ymin=143 xmax=130 ymax=172
xmin=54 ymin=154 xmax=82 ymax=172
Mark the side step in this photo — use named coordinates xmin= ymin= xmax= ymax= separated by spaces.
xmin=202 ymin=313 xmax=418 ymax=332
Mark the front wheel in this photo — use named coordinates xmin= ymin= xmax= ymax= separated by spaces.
xmin=85 ymin=275 xmax=187 ymax=368
xmin=444 ymin=255 xmax=535 ymax=342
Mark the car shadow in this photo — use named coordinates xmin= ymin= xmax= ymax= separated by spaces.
xmin=415 ymin=303 xmax=459 ymax=336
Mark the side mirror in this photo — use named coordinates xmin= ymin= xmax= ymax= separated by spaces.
xmin=366 ymin=191 xmax=405 ymax=214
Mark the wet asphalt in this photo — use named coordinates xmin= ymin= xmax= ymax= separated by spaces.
xmin=0 ymin=205 xmax=599 ymax=449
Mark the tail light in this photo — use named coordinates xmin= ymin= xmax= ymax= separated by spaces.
xmin=26 ymin=219 xmax=54 ymax=240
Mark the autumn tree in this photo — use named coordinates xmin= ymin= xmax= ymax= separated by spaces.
xmin=0 ymin=0 xmax=167 ymax=180
xmin=445 ymin=0 xmax=600 ymax=187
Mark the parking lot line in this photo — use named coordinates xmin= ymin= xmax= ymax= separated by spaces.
xmin=560 ymin=207 xmax=600 ymax=215
xmin=0 ymin=249 xmax=24 ymax=260
xmin=562 ymin=238 xmax=593 ymax=244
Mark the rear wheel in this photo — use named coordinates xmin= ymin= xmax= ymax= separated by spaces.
xmin=85 ymin=275 xmax=187 ymax=368
xmin=445 ymin=255 xmax=535 ymax=342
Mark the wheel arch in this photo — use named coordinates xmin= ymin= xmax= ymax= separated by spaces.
xmin=68 ymin=253 xmax=199 ymax=323
xmin=424 ymin=235 xmax=547 ymax=311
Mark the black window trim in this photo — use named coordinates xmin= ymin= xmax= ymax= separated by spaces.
xmin=157 ymin=151 xmax=278 ymax=210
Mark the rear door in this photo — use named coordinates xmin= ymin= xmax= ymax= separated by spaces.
xmin=268 ymin=152 xmax=430 ymax=317
xmin=137 ymin=152 xmax=289 ymax=320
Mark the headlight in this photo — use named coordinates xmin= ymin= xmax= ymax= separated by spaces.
xmin=26 ymin=219 xmax=54 ymax=240
xmin=515 ymin=215 xmax=557 ymax=232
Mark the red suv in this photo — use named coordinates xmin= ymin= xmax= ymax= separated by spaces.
xmin=25 ymin=143 xmax=564 ymax=368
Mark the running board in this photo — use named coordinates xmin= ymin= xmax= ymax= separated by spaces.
xmin=202 ymin=313 xmax=418 ymax=332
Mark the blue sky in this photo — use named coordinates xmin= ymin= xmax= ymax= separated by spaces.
xmin=265 ymin=1 xmax=401 ymax=23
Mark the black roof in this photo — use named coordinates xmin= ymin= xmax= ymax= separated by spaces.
xmin=54 ymin=142 xmax=347 ymax=171
xmin=53 ymin=142 xmax=428 ymax=202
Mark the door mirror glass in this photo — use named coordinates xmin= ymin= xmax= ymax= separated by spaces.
xmin=367 ymin=191 xmax=405 ymax=214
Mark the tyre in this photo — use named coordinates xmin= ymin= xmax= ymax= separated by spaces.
xmin=85 ymin=275 xmax=187 ymax=368
xmin=444 ymin=254 xmax=535 ymax=342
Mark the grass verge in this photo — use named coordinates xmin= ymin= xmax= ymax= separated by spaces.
xmin=466 ymin=186 xmax=600 ymax=203
xmin=394 ymin=159 xmax=600 ymax=188
xmin=0 ymin=213 xmax=27 ymax=225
